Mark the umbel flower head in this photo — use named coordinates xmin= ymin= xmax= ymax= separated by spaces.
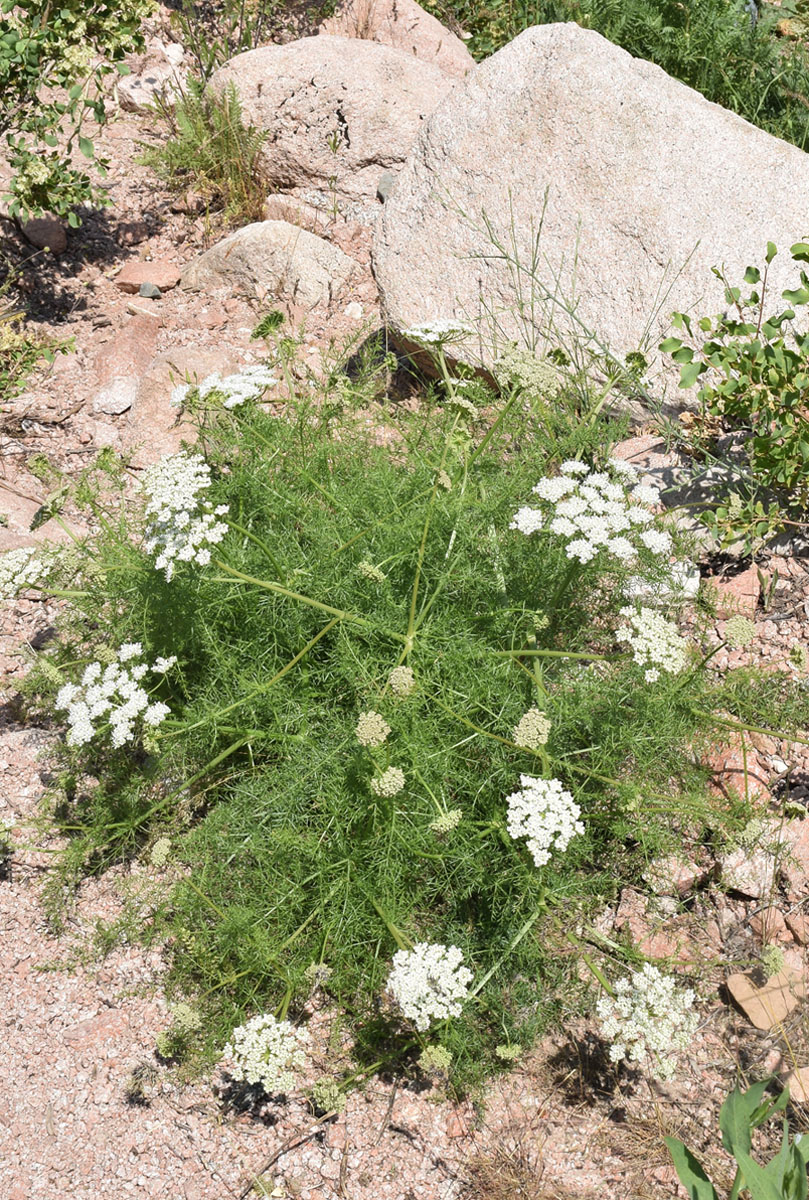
xmin=506 ymin=775 xmax=584 ymax=868
xmin=356 ymin=710 xmax=391 ymax=747
xmin=0 ymin=545 xmax=53 ymax=598
xmin=141 ymin=451 xmax=230 ymax=581
xmin=171 ymin=363 xmax=277 ymax=409
xmin=388 ymin=942 xmax=473 ymax=1031
xmin=596 ymin=963 xmax=698 ymax=1081
xmin=616 ymin=605 xmax=689 ymax=681
xmin=55 ymin=644 xmax=176 ymax=749
xmin=223 ymin=1013 xmax=309 ymax=1095
xmin=510 ymin=458 xmax=672 ymax=567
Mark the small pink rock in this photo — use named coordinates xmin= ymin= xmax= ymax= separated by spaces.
xmin=708 ymin=565 xmax=763 ymax=619
xmin=786 ymin=912 xmax=809 ymax=944
xmin=750 ymin=906 xmax=789 ymax=943
xmin=785 ymin=1066 xmax=809 ymax=1103
xmin=643 ymin=854 xmax=703 ymax=898
xmin=114 ymin=260 xmax=181 ymax=294
xmin=115 ymin=221 xmax=150 ymax=247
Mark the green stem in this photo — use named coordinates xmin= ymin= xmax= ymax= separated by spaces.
xmin=160 ymin=618 xmax=339 ymax=736
xmin=470 ymin=898 xmax=546 ymax=998
xmin=493 ymin=648 xmax=618 ymax=661
xmin=565 ymin=931 xmax=616 ymax=997
xmin=693 ymin=709 xmax=809 ymax=748
xmin=106 ymin=735 xmax=254 ymax=831
xmin=405 ymin=413 xmax=460 ymax=652
xmin=211 ymin=560 xmax=407 ymax=643
xmin=225 ymin=518 xmax=284 ymax=578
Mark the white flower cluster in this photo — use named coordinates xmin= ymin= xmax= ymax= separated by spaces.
xmin=513 ymin=707 xmax=551 ymax=750
xmin=370 ymin=766 xmax=406 ymax=796
xmin=142 ymin=452 xmax=229 ymax=581
xmin=596 ymin=963 xmax=698 ymax=1081
xmin=510 ymin=460 xmax=673 ymax=566
xmin=0 ymin=546 xmax=49 ymax=597
xmin=616 ymin=605 xmax=689 ymax=682
xmin=388 ymin=666 xmax=416 ymax=697
xmin=171 ymin=363 xmax=278 ymax=409
xmin=401 ymin=319 xmax=468 ymax=345
xmin=356 ymin=711 xmax=390 ymax=747
xmin=55 ymin=643 xmax=176 ymax=749
xmin=388 ymin=942 xmax=473 ymax=1031
xmin=506 ymin=775 xmax=584 ymax=868
xmin=223 ymin=1013 xmax=309 ymax=1095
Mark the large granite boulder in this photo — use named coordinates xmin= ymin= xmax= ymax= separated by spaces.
xmin=319 ymin=0 xmax=474 ymax=79
xmin=373 ymin=23 xmax=809 ymax=394
xmin=211 ymin=35 xmax=453 ymax=204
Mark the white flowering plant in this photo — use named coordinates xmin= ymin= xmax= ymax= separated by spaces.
xmin=596 ymin=963 xmax=698 ymax=1081
xmin=223 ymin=1013 xmax=309 ymax=1095
xmin=18 ymin=320 xmax=795 ymax=1092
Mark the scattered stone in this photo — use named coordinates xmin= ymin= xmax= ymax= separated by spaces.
xmin=115 ymin=221 xmax=150 ymax=247
xmin=374 ymin=22 xmax=809 ymax=398
xmin=785 ymin=1067 xmax=809 ymax=1103
xmin=727 ymin=967 xmax=805 ymax=1030
xmin=115 ymin=260 xmax=181 ymax=294
xmin=643 ymin=854 xmax=704 ymax=898
xmin=91 ymin=313 xmax=160 ymax=416
xmin=21 ymin=215 xmax=67 ymax=255
xmin=212 ymin=36 xmax=452 ymax=202
xmin=720 ymin=846 xmax=777 ymax=899
xmin=118 ymin=62 xmax=184 ymax=114
xmin=750 ymin=906 xmax=789 ymax=943
xmin=704 ymin=735 xmax=771 ymax=803
xmin=170 ymin=189 xmax=206 ymax=215
xmin=320 ymin=0 xmax=475 ymax=78
xmin=180 ymin=220 xmax=357 ymax=307
xmin=344 ymin=301 xmax=363 ymax=320
xmin=786 ymin=912 xmax=809 ymax=944
xmin=707 ymin=566 xmax=763 ymax=619
xmin=138 ymin=282 xmax=162 ymax=299
xmin=778 ymin=818 xmax=809 ymax=899
xmin=263 ymin=193 xmax=325 ymax=231
xmin=126 ymin=345 xmax=242 ymax=466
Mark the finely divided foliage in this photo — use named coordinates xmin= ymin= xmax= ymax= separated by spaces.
xmin=18 ymin=321 xmax=788 ymax=1094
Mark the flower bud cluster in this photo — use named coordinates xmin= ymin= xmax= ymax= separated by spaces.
xmin=388 ymin=942 xmax=473 ymax=1031
xmin=429 ymin=808 xmax=461 ymax=835
xmin=616 ymin=605 xmax=689 ymax=682
xmin=513 ymin=707 xmax=551 ymax=750
xmin=370 ymin=766 xmax=406 ymax=797
xmin=55 ymin=643 xmax=176 ymax=749
xmin=506 ymin=775 xmax=584 ymax=868
xmin=223 ymin=1013 xmax=309 ymax=1095
xmin=596 ymin=963 xmax=698 ymax=1080
xmin=510 ymin=459 xmax=672 ymax=566
xmin=388 ymin=666 xmax=416 ymax=697
xmin=142 ymin=452 xmax=229 ymax=581
xmin=355 ymin=711 xmax=390 ymax=747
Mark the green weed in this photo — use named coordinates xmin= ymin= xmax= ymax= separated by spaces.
xmin=141 ymin=78 xmax=267 ymax=226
